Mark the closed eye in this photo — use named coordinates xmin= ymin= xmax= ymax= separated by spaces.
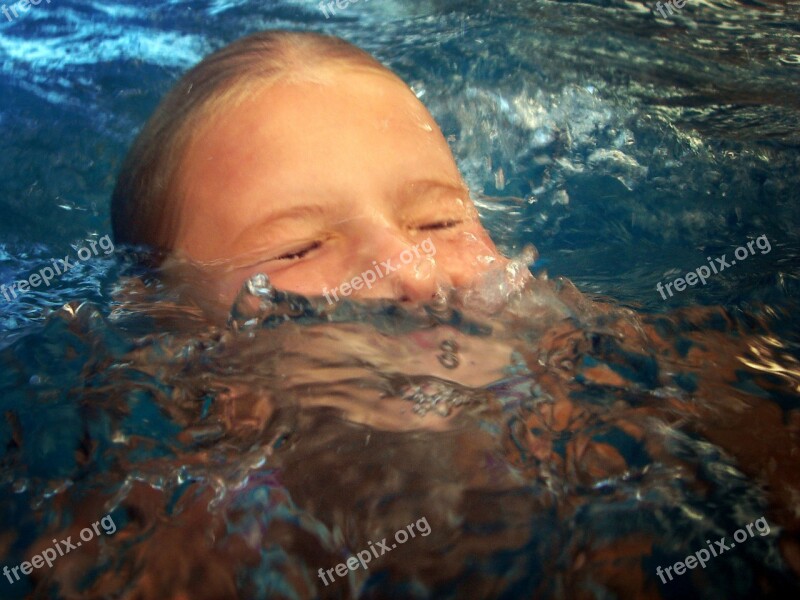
xmin=417 ymin=219 xmax=463 ymax=231
xmin=274 ymin=241 xmax=321 ymax=261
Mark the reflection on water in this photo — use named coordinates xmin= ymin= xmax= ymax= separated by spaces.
xmin=0 ymin=0 xmax=798 ymax=598
xmin=1 ymin=251 xmax=798 ymax=598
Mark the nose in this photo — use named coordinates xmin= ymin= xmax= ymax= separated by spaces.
xmin=390 ymin=256 xmax=442 ymax=302
xmin=358 ymin=233 xmax=446 ymax=303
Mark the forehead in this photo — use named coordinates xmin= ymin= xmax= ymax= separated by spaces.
xmin=174 ymin=66 xmax=461 ymax=218
xmin=183 ymin=67 xmax=439 ymax=163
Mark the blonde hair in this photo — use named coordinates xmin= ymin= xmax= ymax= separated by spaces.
xmin=111 ymin=30 xmax=389 ymax=254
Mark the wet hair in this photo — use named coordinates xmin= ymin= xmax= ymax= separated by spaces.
xmin=111 ymin=30 xmax=389 ymax=254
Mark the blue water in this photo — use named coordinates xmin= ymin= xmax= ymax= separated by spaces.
xmin=1 ymin=1 xmax=799 ymax=598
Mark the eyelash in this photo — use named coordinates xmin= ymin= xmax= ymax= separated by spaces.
xmin=417 ymin=219 xmax=463 ymax=231
xmin=275 ymin=241 xmax=322 ymax=261
xmin=271 ymin=219 xmax=461 ymax=261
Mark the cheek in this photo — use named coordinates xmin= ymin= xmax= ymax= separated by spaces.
xmin=433 ymin=227 xmax=508 ymax=285
xmin=268 ymin=267 xmax=332 ymax=297
xmin=213 ymin=271 xmax=255 ymax=306
xmin=217 ymin=258 xmax=346 ymax=302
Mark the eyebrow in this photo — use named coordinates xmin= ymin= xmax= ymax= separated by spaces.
xmin=232 ymin=178 xmax=468 ymax=247
xmin=231 ymin=203 xmax=328 ymax=248
xmin=403 ymin=178 xmax=468 ymax=195
xmin=396 ymin=178 xmax=470 ymax=208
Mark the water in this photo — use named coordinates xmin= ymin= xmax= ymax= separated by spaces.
xmin=1 ymin=1 xmax=799 ymax=598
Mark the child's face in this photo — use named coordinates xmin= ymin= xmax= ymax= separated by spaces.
xmin=171 ymin=66 xmax=508 ymax=304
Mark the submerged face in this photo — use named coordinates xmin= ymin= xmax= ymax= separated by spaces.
xmin=171 ymin=66 xmax=507 ymax=305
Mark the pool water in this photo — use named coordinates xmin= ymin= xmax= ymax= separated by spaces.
xmin=1 ymin=1 xmax=799 ymax=598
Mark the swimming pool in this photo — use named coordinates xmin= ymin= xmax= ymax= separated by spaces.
xmin=1 ymin=0 xmax=799 ymax=598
